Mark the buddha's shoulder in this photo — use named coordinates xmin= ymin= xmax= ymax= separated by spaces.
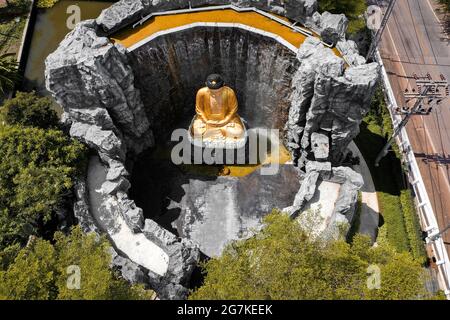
xmin=197 ymin=87 xmax=209 ymax=95
xmin=223 ymin=86 xmax=236 ymax=94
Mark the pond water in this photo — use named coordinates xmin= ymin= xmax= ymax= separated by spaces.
xmin=23 ymin=0 xmax=113 ymax=94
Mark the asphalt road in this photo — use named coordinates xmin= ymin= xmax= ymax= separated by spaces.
xmin=378 ymin=0 xmax=450 ymax=253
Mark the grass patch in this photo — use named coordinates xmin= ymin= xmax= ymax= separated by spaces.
xmin=401 ymin=189 xmax=428 ymax=265
xmin=347 ymin=191 xmax=362 ymax=242
xmin=354 ymin=85 xmax=428 ymax=263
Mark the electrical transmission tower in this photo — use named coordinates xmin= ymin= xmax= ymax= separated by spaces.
xmin=374 ymin=75 xmax=449 ymax=167
xmin=366 ymin=0 xmax=397 ymax=62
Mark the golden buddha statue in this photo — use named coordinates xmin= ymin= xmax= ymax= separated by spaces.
xmin=191 ymin=74 xmax=245 ymax=142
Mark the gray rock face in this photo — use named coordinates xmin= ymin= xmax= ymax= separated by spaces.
xmin=86 ymin=156 xmax=199 ymax=300
xmin=142 ymin=219 xmax=200 ymax=298
xmin=96 ymin=0 xmax=319 ymax=34
xmin=306 ymin=160 xmax=332 ymax=180
xmin=328 ymin=166 xmax=364 ymax=232
xmin=287 ymin=37 xmax=379 ymax=167
xmin=311 ymin=132 xmax=329 ymax=160
xmin=285 ymin=170 xmax=319 ymax=218
xmin=73 ymin=178 xmax=98 ymax=233
xmin=337 ymin=39 xmax=366 ymax=66
xmin=110 ymin=248 xmax=149 ymax=285
xmin=45 ymin=20 xmax=153 ymax=161
xmin=117 ymin=192 xmax=145 ymax=232
xmin=305 ymin=11 xmax=348 ymax=45
xmin=70 ymin=122 xmax=125 ymax=161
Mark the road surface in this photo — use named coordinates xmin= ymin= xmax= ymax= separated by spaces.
xmin=377 ymin=0 xmax=450 ymax=266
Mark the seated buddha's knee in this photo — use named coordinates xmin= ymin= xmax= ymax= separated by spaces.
xmin=192 ymin=118 xmax=207 ymax=138
xmin=223 ymin=121 xmax=244 ymax=139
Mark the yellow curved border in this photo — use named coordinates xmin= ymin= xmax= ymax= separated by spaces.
xmin=111 ymin=9 xmax=308 ymax=50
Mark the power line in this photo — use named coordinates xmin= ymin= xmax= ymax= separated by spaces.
xmin=375 ymin=75 xmax=449 ymax=167
xmin=366 ymin=0 xmax=398 ymax=62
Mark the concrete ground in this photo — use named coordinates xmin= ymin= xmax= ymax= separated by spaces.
xmin=348 ymin=142 xmax=380 ymax=242
xmin=172 ymin=164 xmax=301 ymax=257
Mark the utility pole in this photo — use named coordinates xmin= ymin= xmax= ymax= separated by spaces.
xmin=374 ymin=75 xmax=449 ymax=167
xmin=428 ymin=223 xmax=450 ymax=242
xmin=366 ymin=0 xmax=397 ymax=62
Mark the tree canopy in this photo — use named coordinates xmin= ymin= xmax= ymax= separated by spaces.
xmin=190 ymin=212 xmax=438 ymax=300
xmin=0 ymin=125 xmax=86 ymax=249
xmin=1 ymin=91 xmax=59 ymax=129
xmin=0 ymin=226 xmax=154 ymax=300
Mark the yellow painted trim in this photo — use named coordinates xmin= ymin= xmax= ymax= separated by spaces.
xmin=111 ymin=9 xmax=308 ymax=50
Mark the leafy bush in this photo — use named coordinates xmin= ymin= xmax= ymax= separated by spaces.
xmin=0 ymin=125 xmax=86 ymax=249
xmin=190 ymin=212 xmax=436 ymax=300
xmin=437 ymin=0 xmax=450 ymax=11
xmin=0 ymin=226 xmax=154 ymax=300
xmin=1 ymin=91 xmax=59 ymax=129
xmin=37 ymin=0 xmax=59 ymax=9
xmin=400 ymin=190 xmax=428 ymax=264
xmin=1 ymin=0 xmax=30 ymax=15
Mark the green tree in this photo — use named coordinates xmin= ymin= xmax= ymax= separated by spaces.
xmin=1 ymin=91 xmax=59 ymax=129
xmin=0 ymin=238 xmax=57 ymax=300
xmin=437 ymin=0 xmax=450 ymax=11
xmin=0 ymin=53 xmax=19 ymax=96
xmin=0 ymin=125 xmax=86 ymax=249
xmin=0 ymin=227 xmax=154 ymax=300
xmin=190 ymin=212 xmax=437 ymax=300
xmin=36 ymin=0 xmax=59 ymax=8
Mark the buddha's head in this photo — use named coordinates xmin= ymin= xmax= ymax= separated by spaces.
xmin=206 ymin=74 xmax=224 ymax=91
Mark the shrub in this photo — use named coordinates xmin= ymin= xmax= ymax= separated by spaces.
xmin=37 ymin=0 xmax=59 ymax=9
xmin=190 ymin=212 xmax=436 ymax=300
xmin=400 ymin=190 xmax=428 ymax=264
xmin=1 ymin=91 xmax=59 ymax=129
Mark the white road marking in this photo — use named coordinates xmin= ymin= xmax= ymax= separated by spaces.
xmin=425 ymin=0 xmax=442 ymax=24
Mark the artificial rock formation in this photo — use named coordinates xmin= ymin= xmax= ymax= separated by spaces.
xmin=286 ymin=37 xmax=379 ymax=167
xmin=96 ymin=0 xmax=319 ymax=35
xmin=46 ymin=0 xmax=379 ymax=299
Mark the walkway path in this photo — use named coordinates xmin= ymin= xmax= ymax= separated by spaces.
xmin=348 ymin=141 xmax=380 ymax=242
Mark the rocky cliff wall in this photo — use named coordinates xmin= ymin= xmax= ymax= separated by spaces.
xmin=286 ymin=37 xmax=379 ymax=166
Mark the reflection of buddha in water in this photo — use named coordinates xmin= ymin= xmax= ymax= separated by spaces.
xmin=192 ymin=74 xmax=245 ymax=141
